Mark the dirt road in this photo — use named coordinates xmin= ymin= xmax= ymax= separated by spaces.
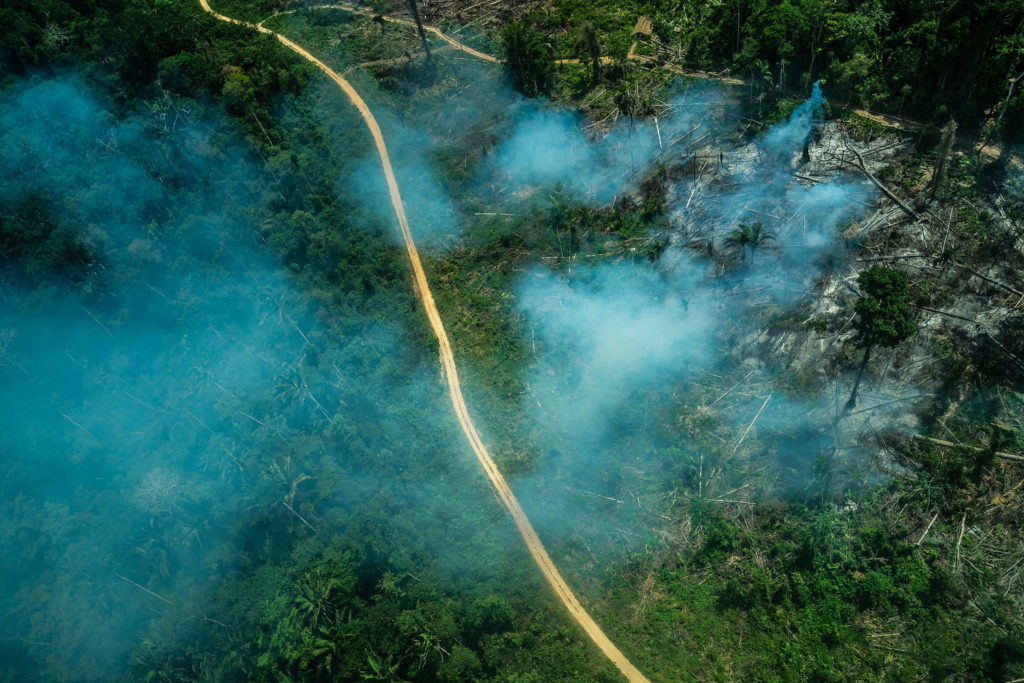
xmin=197 ymin=2 xmax=648 ymax=680
xmin=261 ymin=3 xmax=499 ymax=63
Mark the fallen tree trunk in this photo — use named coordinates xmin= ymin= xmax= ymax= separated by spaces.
xmin=913 ymin=434 xmax=1024 ymax=462
xmin=845 ymin=144 xmax=918 ymax=220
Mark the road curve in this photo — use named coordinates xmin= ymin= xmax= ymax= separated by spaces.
xmin=197 ymin=2 xmax=649 ymax=681
xmin=261 ymin=3 xmax=499 ymax=63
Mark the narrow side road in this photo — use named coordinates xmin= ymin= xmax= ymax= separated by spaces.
xmin=197 ymin=2 xmax=649 ymax=681
xmin=261 ymin=3 xmax=499 ymax=63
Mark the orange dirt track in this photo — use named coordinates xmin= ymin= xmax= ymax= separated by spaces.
xmin=197 ymin=2 xmax=649 ymax=681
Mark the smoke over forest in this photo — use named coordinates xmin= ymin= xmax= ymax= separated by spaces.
xmin=0 ymin=62 xmax=880 ymax=675
xmin=472 ymin=81 xmax=895 ymax=553
xmin=0 ymin=55 xmax=885 ymax=673
xmin=0 ymin=75 xmax=532 ymax=678
xmin=3 ymin=0 xmax=1023 ymax=680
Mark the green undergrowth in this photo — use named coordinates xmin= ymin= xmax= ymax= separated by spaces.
xmin=608 ymin=491 xmax=1024 ymax=681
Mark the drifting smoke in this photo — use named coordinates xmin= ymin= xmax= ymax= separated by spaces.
xmin=0 ymin=77 xmax=522 ymax=679
xmin=345 ymin=118 xmax=461 ymax=248
xmin=305 ymin=61 xmax=888 ymax=557
xmin=0 ymin=57 xmax=910 ymax=678
xmin=338 ymin=58 xmax=515 ymax=250
xmin=0 ymin=77 xmax=303 ymax=676
xmin=1007 ymin=169 xmax=1024 ymax=199
xmin=761 ymin=80 xmax=825 ymax=156
xmin=516 ymin=262 xmax=716 ymax=424
xmin=488 ymin=89 xmax=726 ymax=204
xmin=500 ymin=82 xmax=891 ymax=554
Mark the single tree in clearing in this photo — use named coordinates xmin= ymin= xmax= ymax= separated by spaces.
xmin=724 ymin=222 xmax=776 ymax=267
xmin=847 ymin=265 xmax=916 ymax=409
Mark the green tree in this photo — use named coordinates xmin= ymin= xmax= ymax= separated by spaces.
xmin=847 ymin=266 xmax=916 ymax=409
xmin=753 ymin=1 xmax=810 ymax=64
xmin=257 ymin=554 xmax=359 ymax=679
xmin=221 ymin=66 xmax=255 ymax=116
xmin=501 ymin=19 xmax=553 ymax=96
xmin=724 ymin=222 xmax=775 ymax=266
xmin=437 ymin=645 xmax=483 ymax=682
xmin=578 ymin=20 xmax=600 ymax=86
xmin=993 ymin=20 xmax=1024 ymax=137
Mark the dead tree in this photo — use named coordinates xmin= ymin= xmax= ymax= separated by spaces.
xmin=929 ymin=119 xmax=957 ymax=203
xmin=406 ymin=0 xmax=431 ymax=62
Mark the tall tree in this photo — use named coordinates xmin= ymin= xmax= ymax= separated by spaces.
xmin=749 ymin=59 xmax=772 ymax=112
xmin=994 ymin=18 xmax=1024 ymax=133
xmin=847 ymin=266 xmax=916 ymax=409
xmin=929 ymin=119 xmax=957 ymax=202
xmin=502 ymin=20 xmax=553 ymax=96
xmin=406 ymin=0 xmax=431 ymax=62
xmin=724 ymin=222 xmax=775 ymax=266
xmin=578 ymin=21 xmax=600 ymax=86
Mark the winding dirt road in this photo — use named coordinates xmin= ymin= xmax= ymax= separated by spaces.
xmin=197 ymin=2 xmax=648 ymax=680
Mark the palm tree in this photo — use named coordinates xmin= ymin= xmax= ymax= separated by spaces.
xmin=295 ymin=568 xmax=350 ymax=630
xmin=749 ymin=59 xmax=772 ymax=112
xmin=724 ymin=222 xmax=775 ymax=266
xmin=363 ymin=650 xmax=405 ymax=681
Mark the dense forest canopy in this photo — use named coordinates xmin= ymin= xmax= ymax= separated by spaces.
xmin=1 ymin=0 xmax=1023 ymax=681
xmin=537 ymin=0 xmax=1024 ymax=133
